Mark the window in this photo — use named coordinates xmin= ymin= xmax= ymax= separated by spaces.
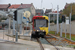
xmin=34 ymin=19 xmax=48 ymax=27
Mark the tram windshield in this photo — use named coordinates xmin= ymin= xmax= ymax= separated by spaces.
xmin=34 ymin=19 xmax=48 ymax=27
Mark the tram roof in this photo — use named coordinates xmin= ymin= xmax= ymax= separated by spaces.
xmin=33 ymin=16 xmax=48 ymax=17
xmin=33 ymin=16 xmax=42 ymax=17
xmin=47 ymin=12 xmax=60 ymax=14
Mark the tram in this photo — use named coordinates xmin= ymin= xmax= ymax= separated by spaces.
xmin=31 ymin=16 xmax=48 ymax=38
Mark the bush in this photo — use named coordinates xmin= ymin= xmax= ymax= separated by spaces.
xmin=50 ymin=20 xmax=54 ymax=23
xmin=1 ymin=18 xmax=7 ymax=20
xmin=54 ymin=20 xmax=57 ymax=24
xmin=71 ymin=15 xmax=75 ymax=21
xmin=54 ymin=17 xmax=62 ymax=24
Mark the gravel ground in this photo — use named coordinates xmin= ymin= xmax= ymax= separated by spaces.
xmin=46 ymin=34 xmax=74 ymax=47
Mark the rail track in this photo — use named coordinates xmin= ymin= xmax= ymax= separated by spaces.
xmin=36 ymin=35 xmax=60 ymax=50
xmin=45 ymin=35 xmax=60 ymax=50
xmin=36 ymin=38 xmax=44 ymax=50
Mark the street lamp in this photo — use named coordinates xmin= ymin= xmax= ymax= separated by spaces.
xmin=70 ymin=4 xmax=72 ymax=40
xmin=51 ymin=3 xmax=53 ymax=12
xmin=41 ymin=0 xmax=43 ymax=8
xmin=43 ymin=8 xmax=45 ymax=15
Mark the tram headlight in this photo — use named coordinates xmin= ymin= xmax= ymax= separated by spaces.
xmin=36 ymin=30 xmax=40 ymax=32
xmin=42 ymin=30 xmax=45 ymax=32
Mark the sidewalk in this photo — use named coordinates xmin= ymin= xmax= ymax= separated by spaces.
xmin=0 ymin=38 xmax=75 ymax=50
xmin=0 ymin=40 xmax=40 ymax=50
xmin=0 ymin=30 xmax=75 ymax=50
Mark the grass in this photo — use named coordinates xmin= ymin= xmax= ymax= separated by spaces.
xmin=48 ymin=31 xmax=55 ymax=35
xmin=49 ymin=31 xmax=75 ymax=48
xmin=49 ymin=31 xmax=75 ymax=41
xmin=67 ymin=45 xmax=75 ymax=48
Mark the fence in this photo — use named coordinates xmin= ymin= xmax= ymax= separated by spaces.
xmin=0 ymin=22 xmax=32 ymax=42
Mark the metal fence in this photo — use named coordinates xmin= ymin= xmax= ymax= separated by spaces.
xmin=0 ymin=22 xmax=32 ymax=42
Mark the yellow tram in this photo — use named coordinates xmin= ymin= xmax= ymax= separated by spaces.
xmin=31 ymin=16 xmax=48 ymax=38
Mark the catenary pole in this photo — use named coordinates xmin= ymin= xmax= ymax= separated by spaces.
xmin=57 ymin=5 xmax=59 ymax=34
xmin=70 ymin=4 xmax=72 ymax=40
xmin=49 ymin=14 xmax=50 ymax=32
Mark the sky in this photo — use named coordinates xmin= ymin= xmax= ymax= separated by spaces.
xmin=0 ymin=0 xmax=75 ymax=10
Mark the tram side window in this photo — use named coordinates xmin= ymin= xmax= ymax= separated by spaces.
xmin=34 ymin=19 xmax=48 ymax=27
xmin=34 ymin=20 xmax=36 ymax=27
xmin=46 ymin=20 xmax=48 ymax=27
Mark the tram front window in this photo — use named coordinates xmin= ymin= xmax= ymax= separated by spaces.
xmin=34 ymin=19 xmax=48 ymax=27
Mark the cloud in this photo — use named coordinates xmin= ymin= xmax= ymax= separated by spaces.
xmin=0 ymin=0 xmax=75 ymax=10
xmin=0 ymin=0 xmax=2 ymax=1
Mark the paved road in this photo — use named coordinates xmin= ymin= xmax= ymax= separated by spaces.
xmin=0 ymin=30 xmax=75 ymax=50
xmin=0 ymin=40 xmax=75 ymax=50
xmin=0 ymin=41 xmax=40 ymax=50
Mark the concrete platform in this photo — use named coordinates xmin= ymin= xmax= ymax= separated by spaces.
xmin=0 ymin=39 xmax=75 ymax=50
xmin=0 ymin=41 xmax=40 ymax=50
xmin=0 ymin=30 xmax=75 ymax=50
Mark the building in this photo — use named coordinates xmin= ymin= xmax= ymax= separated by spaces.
xmin=8 ymin=3 xmax=35 ymax=16
xmin=64 ymin=3 xmax=75 ymax=9
xmin=45 ymin=9 xmax=52 ymax=15
xmin=16 ymin=8 xmax=34 ymax=24
xmin=0 ymin=4 xmax=11 ymax=11
xmin=64 ymin=3 xmax=70 ymax=9
xmin=48 ymin=11 xmax=61 ymax=21
xmin=8 ymin=4 xmax=20 ymax=12
xmin=35 ymin=9 xmax=44 ymax=16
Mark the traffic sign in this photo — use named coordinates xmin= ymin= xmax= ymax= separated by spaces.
xmin=24 ymin=11 xmax=31 ymax=18
xmin=27 ymin=21 xmax=29 ymax=23
xmin=66 ymin=17 xmax=69 ymax=24
xmin=23 ymin=17 xmax=26 ymax=19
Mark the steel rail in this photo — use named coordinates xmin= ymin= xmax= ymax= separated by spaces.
xmin=36 ymin=38 xmax=44 ymax=50
xmin=45 ymin=36 xmax=60 ymax=50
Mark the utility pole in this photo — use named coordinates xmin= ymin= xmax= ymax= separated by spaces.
xmin=41 ymin=0 xmax=43 ymax=8
xmin=51 ymin=3 xmax=53 ymax=12
xmin=70 ymin=13 xmax=71 ymax=40
xmin=65 ymin=22 xmax=66 ymax=38
xmin=70 ymin=4 xmax=72 ymax=40
xmin=8 ymin=16 xmax=11 ymax=35
xmin=26 ymin=13 xmax=27 ymax=30
xmin=13 ymin=14 xmax=15 ymax=35
xmin=60 ymin=23 xmax=62 ymax=37
xmin=57 ymin=5 xmax=59 ymax=34
xmin=49 ymin=14 xmax=50 ymax=31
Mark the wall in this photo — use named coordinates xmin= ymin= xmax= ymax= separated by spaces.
xmin=17 ymin=8 xmax=32 ymax=24
xmin=50 ymin=21 xmax=75 ymax=34
xmin=8 ymin=9 xmax=17 ymax=12
xmin=30 ymin=5 xmax=35 ymax=16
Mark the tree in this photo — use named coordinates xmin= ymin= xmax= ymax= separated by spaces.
xmin=63 ymin=4 xmax=75 ymax=16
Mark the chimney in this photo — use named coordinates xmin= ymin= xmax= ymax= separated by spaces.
xmin=31 ymin=3 xmax=33 ymax=5
xmin=66 ymin=3 xmax=68 ymax=5
xmin=8 ymin=3 xmax=11 ymax=6
xmin=21 ymin=3 xmax=23 ymax=5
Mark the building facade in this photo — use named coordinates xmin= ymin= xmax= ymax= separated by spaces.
xmin=0 ymin=4 xmax=11 ymax=11
xmin=35 ymin=9 xmax=44 ymax=16
xmin=8 ymin=3 xmax=35 ymax=16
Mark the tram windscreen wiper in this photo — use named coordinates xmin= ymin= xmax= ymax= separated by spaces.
xmin=41 ymin=24 xmax=45 ymax=27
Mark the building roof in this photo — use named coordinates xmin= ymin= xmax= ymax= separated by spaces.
xmin=9 ymin=4 xmax=32 ymax=9
xmin=64 ymin=4 xmax=70 ymax=9
xmin=9 ymin=4 xmax=20 ymax=9
xmin=48 ymin=12 xmax=60 ymax=14
xmin=45 ymin=9 xmax=52 ymax=14
xmin=47 ymin=11 xmax=61 ymax=14
xmin=45 ymin=9 xmax=52 ymax=12
xmin=18 ymin=4 xmax=32 ymax=8
xmin=52 ymin=11 xmax=57 ymax=13
xmin=36 ymin=9 xmax=43 ymax=13
xmin=0 ymin=4 xmax=10 ymax=8
xmin=64 ymin=3 xmax=75 ymax=9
